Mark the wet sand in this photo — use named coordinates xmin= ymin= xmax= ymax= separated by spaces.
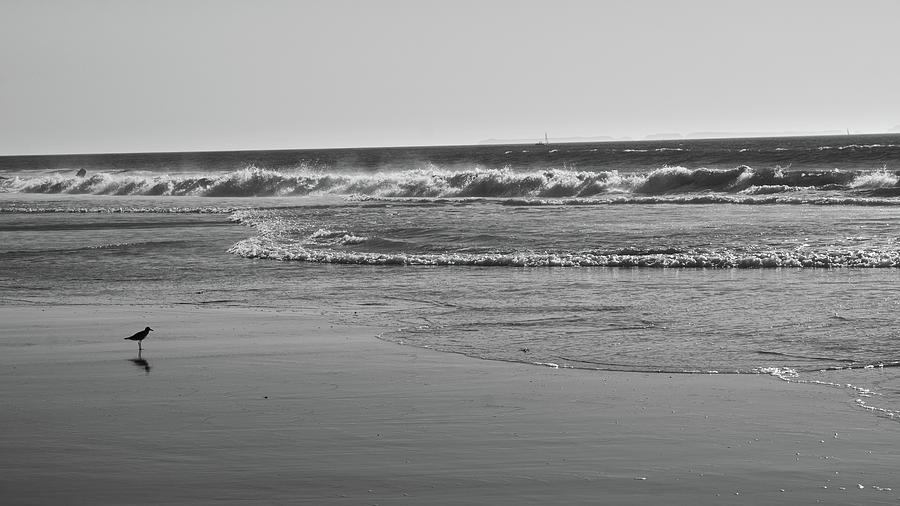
xmin=1 ymin=305 xmax=898 ymax=505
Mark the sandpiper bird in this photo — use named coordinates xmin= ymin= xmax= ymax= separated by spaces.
xmin=124 ymin=327 xmax=153 ymax=350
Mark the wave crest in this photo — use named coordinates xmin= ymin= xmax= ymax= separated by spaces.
xmin=848 ymin=170 xmax=900 ymax=189
xmin=2 ymin=165 xmax=896 ymax=199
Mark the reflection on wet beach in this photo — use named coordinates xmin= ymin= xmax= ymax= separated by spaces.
xmin=128 ymin=350 xmax=151 ymax=374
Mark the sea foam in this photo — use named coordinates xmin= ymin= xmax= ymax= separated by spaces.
xmin=2 ymin=165 xmax=895 ymax=200
xmin=227 ymin=236 xmax=900 ymax=268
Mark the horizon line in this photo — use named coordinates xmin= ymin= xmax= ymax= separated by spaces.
xmin=2 ymin=130 xmax=899 ymax=158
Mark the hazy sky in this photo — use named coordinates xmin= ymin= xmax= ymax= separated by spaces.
xmin=2 ymin=0 xmax=899 ymax=154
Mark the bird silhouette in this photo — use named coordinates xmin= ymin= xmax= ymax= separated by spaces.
xmin=124 ymin=327 xmax=153 ymax=350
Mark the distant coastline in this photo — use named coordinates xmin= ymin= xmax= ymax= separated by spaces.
xmin=479 ymin=135 xmax=625 ymax=145
xmin=479 ymin=129 xmax=860 ymax=145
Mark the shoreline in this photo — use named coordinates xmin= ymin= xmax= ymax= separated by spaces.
xmin=2 ymin=304 xmax=899 ymax=505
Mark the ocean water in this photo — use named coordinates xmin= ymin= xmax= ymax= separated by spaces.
xmin=3 ymin=134 xmax=900 ymax=422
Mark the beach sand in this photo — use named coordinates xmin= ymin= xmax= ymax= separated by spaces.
xmin=1 ymin=305 xmax=898 ymax=505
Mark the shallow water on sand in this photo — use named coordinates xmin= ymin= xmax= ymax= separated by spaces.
xmin=2 ymin=192 xmax=899 ymax=426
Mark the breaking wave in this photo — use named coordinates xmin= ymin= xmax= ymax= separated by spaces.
xmin=3 ymin=165 xmax=898 ymax=200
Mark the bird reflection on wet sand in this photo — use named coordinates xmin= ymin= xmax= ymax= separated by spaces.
xmin=128 ymin=350 xmax=151 ymax=374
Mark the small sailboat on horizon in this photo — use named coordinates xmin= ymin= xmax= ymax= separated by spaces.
xmin=540 ymin=132 xmax=559 ymax=153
